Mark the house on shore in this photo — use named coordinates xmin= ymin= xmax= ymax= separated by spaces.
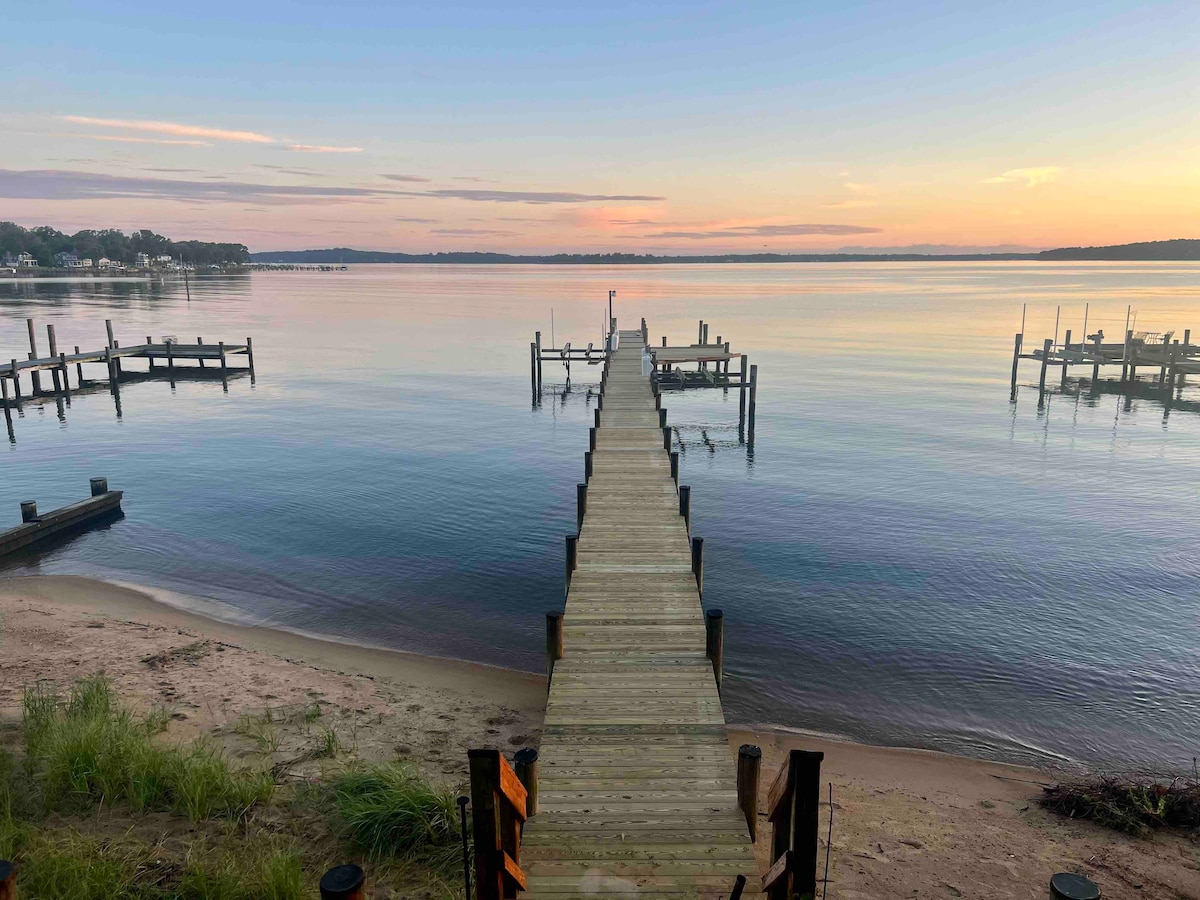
xmin=2 ymin=252 xmax=40 ymax=268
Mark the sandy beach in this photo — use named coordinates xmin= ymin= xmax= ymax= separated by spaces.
xmin=1 ymin=574 xmax=1196 ymax=898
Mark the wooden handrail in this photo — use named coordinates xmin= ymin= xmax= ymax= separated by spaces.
xmin=763 ymin=749 xmax=823 ymax=900
xmin=469 ymin=749 xmax=528 ymax=899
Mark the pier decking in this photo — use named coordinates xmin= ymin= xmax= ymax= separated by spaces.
xmin=519 ymin=328 xmax=760 ymax=898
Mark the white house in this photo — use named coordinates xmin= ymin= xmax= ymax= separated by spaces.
xmin=55 ymin=251 xmax=79 ymax=268
xmin=97 ymin=257 xmax=123 ymax=269
xmin=17 ymin=253 xmax=38 ymax=268
xmin=135 ymin=252 xmax=151 ymax=267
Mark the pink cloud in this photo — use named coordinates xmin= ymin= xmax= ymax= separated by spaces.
xmin=63 ymin=116 xmax=274 ymax=144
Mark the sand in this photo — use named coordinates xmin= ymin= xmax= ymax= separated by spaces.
xmin=1 ymin=574 xmax=1196 ymax=898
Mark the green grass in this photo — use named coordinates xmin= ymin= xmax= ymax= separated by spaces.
xmin=330 ymin=764 xmax=461 ymax=863
xmin=22 ymin=676 xmax=273 ymax=821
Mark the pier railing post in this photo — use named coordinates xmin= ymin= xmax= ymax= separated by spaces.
xmin=535 ymin=331 xmax=543 ymax=392
xmin=20 ymin=501 xmax=38 ymax=523
xmin=594 ymin=408 xmax=601 ymax=428
xmin=658 ymin=407 xmax=667 ymax=428
xmin=576 ymin=484 xmax=587 ymax=533
xmin=705 ymin=605 xmax=721 ymax=688
xmin=90 ymin=477 xmax=108 ymax=496
xmin=319 ymin=865 xmax=365 ymax=900
xmin=105 ymin=319 xmax=115 ymax=349
xmin=739 ymin=355 xmax=749 ymax=434
xmin=514 ymin=747 xmax=540 ymax=816
xmin=59 ymin=354 xmax=71 ymax=402
xmin=748 ymin=365 xmax=758 ymax=441
xmin=584 ymin=451 xmax=593 ymax=481
xmin=679 ymin=485 xmax=691 ymax=532
xmin=9 ymin=361 xmax=21 ymax=404
xmin=589 ymin=427 xmax=597 ymax=452
xmin=670 ymin=451 xmax=679 ymax=485
xmin=1122 ymin=329 xmax=1134 ymax=382
xmin=26 ymin=318 xmax=42 ymax=395
xmin=662 ymin=425 xmax=671 ymax=450
xmin=737 ymin=744 xmax=762 ymax=841
xmin=764 ymin=750 xmax=824 ymax=900
xmin=1092 ymin=334 xmax=1102 ymax=383
xmin=246 ymin=337 xmax=256 ymax=383
xmin=467 ymin=748 xmax=528 ymax=900
xmin=692 ymin=536 xmax=704 ymax=596
xmin=546 ymin=612 xmax=563 ymax=682
xmin=530 ymin=342 xmax=537 ymax=395
xmin=46 ymin=324 xmax=62 ymax=395
xmin=196 ymin=337 xmax=204 ymax=369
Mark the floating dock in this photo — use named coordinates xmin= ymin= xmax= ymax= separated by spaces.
xmin=0 ymin=478 xmax=122 ymax=558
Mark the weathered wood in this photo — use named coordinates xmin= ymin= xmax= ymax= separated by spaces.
xmin=547 ymin=611 xmax=564 ymax=680
xmin=515 ymin=747 xmax=540 ymax=816
xmin=521 ymin=326 xmax=759 ymax=898
xmin=1 ymin=487 xmax=123 ymax=558
xmin=705 ymin=606 xmax=721 ymax=690
xmin=737 ymin=744 xmax=762 ymax=842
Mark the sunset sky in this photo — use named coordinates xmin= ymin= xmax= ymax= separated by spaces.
xmin=3 ymin=1 xmax=1197 ymax=254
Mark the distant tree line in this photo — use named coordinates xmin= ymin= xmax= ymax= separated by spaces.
xmin=0 ymin=222 xmax=250 ymax=267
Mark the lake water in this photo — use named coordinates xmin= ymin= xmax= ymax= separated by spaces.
xmin=3 ymin=263 xmax=1199 ymax=771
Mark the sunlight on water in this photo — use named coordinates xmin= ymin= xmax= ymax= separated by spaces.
xmin=3 ymin=262 xmax=1200 ymax=769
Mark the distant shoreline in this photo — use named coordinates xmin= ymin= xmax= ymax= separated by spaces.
xmin=250 ymin=238 xmax=1200 ymax=265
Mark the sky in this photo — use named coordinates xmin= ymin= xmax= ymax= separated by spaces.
xmin=2 ymin=0 xmax=1198 ymax=254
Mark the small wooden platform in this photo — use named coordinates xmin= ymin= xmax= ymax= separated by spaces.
xmin=520 ymin=329 xmax=760 ymax=898
xmin=0 ymin=485 xmax=122 ymax=558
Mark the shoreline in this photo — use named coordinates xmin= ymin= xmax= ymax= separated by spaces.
xmin=2 ymin=573 xmax=1196 ymax=895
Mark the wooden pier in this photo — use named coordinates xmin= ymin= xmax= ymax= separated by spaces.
xmin=0 ymin=478 xmax=122 ymax=559
xmin=494 ymin=324 xmax=764 ymax=898
xmin=1 ymin=318 xmax=255 ymax=439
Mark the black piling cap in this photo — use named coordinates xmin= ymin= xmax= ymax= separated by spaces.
xmin=707 ymin=608 xmax=724 ymax=620
xmin=738 ymin=744 xmax=762 ymax=759
xmin=514 ymin=747 xmax=539 ymax=765
xmin=1050 ymin=873 xmax=1100 ymax=900
xmin=0 ymin=859 xmax=12 ymax=880
xmin=319 ymin=863 xmax=364 ymax=894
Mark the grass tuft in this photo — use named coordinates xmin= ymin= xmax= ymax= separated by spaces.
xmin=1041 ymin=771 xmax=1200 ymax=835
xmin=21 ymin=675 xmax=273 ymax=821
xmin=330 ymin=763 xmax=460 ymax=862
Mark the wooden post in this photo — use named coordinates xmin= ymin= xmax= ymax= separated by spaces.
xmin=597 ymin=393 xmax=603 ymax=410
xmin=705 ymin=605 xmax=722 ymax=689
xmin=45 ymin=323 xmax=63 ymax=396
xmin=1092 ymin=334 xmax=1101 ymax=383
xmin=698 ymin=320 xmax=704 ymax=344
xmin=467 ymin=748 xmax=527 ymax=900
xmin=589 ymin=427 xmax=597 ymax=452
xmin=1170 ymin=340 xmax=1180 ymax=388
xmin=21 ymin=501 xmax=38 ymax=523
xmin=319 ymin=864 xmax=365 ymax=900
xmin=703 ymin=323 xmax=709 ymax=345
xmin=245 ymin=337 xmax=255 ymax=381
xmin=1061 ymin=328 xmax=1071 ymax=388
xmin=576 ymin=483 xmax=587 ymax=533
xmin=658 ymin=407 xmax=667 ymax=428
xmin=662 ymin=425 xmax=671 ymax=450
xmin=1 ymin=377 xmax=9 ymax=414
xmin=104 ymin=345 xmax=117 ymax=388
xmin=167 ymin=338 xmax=175 ymax=375
xmin=535 ymin=331 xmax=543 ymax=392
xmin=546 ymin=612 xmax=563 ymax=681
xmin=1158 ymin=334 xmax=1171 ymax=384
xmin=738 ymin=744 xmax=762 ymax=842
xmin=655 ymin=390 xmax=661 ymax=410
xmin=748 ymin=364 xmax=758 ymax=438
xmin=662 ymin=336 xmax=667 ymax=347
xmin=59 ymin=353 xmax=71 ymax=401
xmin=9 ymin=361 xmax=20 ymax=404
xmin=1129 ymin=334 xmax=1139 ymax=382
xmin=1010 ymin=332 xmax=1023 ymax=393
xmin=514 ymin=748 xmax=539 ymax=816
xmin=670 ymin=451 xmax=679 ymax=485
xmin=584 ymin=451 xmax=593 ymax=481
xmin=764 ymin=750 xmax=825 ymax=900
xmin=530 ymin=342 xmax=537 ymax=393
xmin=90 ymin=477 xmax=109 ymax=496
xmin=218 ymin=341 xmax=228 ymax=377
xmin=739 ymin=355 xmax=749 ymax=432
xmin=565 ymin=535 xmax=577 ymax=586
xmin=1064 ymin=328 xmax=1072 ymax=353
xmin=144 ymin=336 xmax=155 ymax=369
xmin=105 ymin=318 xmax=115 ymax=348
xmin=692 ymin=536 xmax=704 ymax=596
xmin=679 ymin=485 xmax=691 ymax=531
xmin=73 ymin=346 xmax=83 ymax=384
xmin=26 ymin=318 xmax=41 ymax=394
xmin=0 ymin=859 xmax=14 ymax=900
xmin=594 ymin=407 xmax=601 ymax=428
xmin=1038 ymin=338 xmax=1052 ymax=395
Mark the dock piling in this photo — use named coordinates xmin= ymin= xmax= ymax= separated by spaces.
xmin=59 ymin=354 xmax=71 ymax=402
xmin=514 ymin=747 xmax=540 ymax=816
xmin=546 ymin=611 xmax=564 ymax=681
xmin=679 ymin=485 xmax=691 ymax=531
xmin=662 ymin=425 xmax=671 ymax=450
xmin=748 ymin=364 xmax=758 ymax=440
xmin=1010 ymin=333 xmax=1023 ymax=394
xmin=739 ymin=355 xmax=749 ymax=434
xmin=535 ymin=331 xmax=543 ymax=392
xmin=576 ymin=483 xmax=588 ymax=533
xmin=20 ymin=501 xmax=38 ymax=523
xmin=584 ymin=450 xmax=593 ymax=481
xmin=594 ymin=408 xmax=601 ymax=428
xmin=196 ymin=338 xmax=205 ymax=369
xmin=9 ymin=361 xmax=20 ymax=405
xmin=147 ymin=337 xmax=156 ymax=369
xmin=74 ymin=346 xmax=83 ymax=384
xmin=1038 ymin=338 xmax=1052 ymax=398
xmin=46 ymin=324 xmax=63 ymax=395
xmin=692 ymin=536 xmax=704 ymax=596
xmin=105 ymin=319 xmax=114 ymax=348
xmin=705 ymin=606 xmax=722 ymax=679
xmin=565 ymin=534 xmax=578 ymax=586
xmin=318 ymin=865 xmax=365 ymax=900
xmin=27 ymin=319 xmax=42 ymax=395
xmin=90 ymin=477 xmax=108 ymax=496
xmin=670 ymin=451 xmax=679 ymax=485
xmin=737 ymin=744 xmax=762 ymax=841
xmin=246 ymin=337 xmax=256 ymax=382
xmin=658 ymin=407 xmax=667 ymax=428
xmin=589 ymin=427 xmax=597 ymax=452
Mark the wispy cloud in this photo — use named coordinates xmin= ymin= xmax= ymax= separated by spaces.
xmin=60 ymin=115 xmax=362 ymax=153
xmin=396 ymin=216 xmax=438 ymax=223
xmin=609 ymin=218 xmax=660 ymax=225
xmin=0 ymin=168 xmax=403 ymax=205
xmin=61 ymin=132 xmax=210 ymax=147
xmin=380 ymin=173 xmax=431 ymax=183
xmin=643 ymin=223 xmax=881 ymax=239
xmin=452 ymin=176 xmax=498 ymax=183
xmin=284 ymin=144 xmax=362 ymax=153
xmin=63 ymin=115 xmax=273 ymax=144
xmin=254 ymin=164 xmax=321 ymax=176
xmin=143 ymin=167 xmax=204 ymax=173
xmin=431 ymin=227 xmax=516 ymax=236
xmin=822 ymin=199 xmax=878 ymax=209
xmin=402 ymin=189 xmax=666 ymax=205
xmin=984 ymin=166 xmax=1062 ymax=187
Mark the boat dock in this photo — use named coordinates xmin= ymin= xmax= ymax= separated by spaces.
xmin=469 ymin=314 xmax=822 ymax=899
xmin=1 ymin=318 xmax=255 ymax=440
xmin=0 ymin=478 xmax=122 ymax=559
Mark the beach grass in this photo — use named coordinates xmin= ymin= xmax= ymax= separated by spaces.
xmin=1 ymin=674 xmax=466 ymax=899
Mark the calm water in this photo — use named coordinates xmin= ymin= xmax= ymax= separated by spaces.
xmin=3 ymin=263 xmax=1199 ymax=770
